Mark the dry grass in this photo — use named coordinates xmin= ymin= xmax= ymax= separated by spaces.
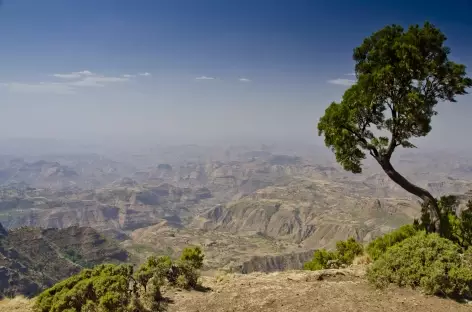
xmin=352 ymin=254 xmax=372 ymax=266
xmin=168 ymin=268 xmax=472 ymax=312
xmin=0 ymin=296 xmax=34 ymax=311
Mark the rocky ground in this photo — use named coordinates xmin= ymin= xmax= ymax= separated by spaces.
xmin=168 ymin=268 xmax=472 ymax=312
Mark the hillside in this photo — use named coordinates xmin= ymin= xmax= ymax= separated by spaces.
xmin=195 ymin=177 xmax=419 ymax=249
xmin=2 ymin=147 xmax=472 ymax=274
xmin=0 ymin=223 xmax=128 ymax=298
xmin=3 ymin=268 xmax=472 ymax=312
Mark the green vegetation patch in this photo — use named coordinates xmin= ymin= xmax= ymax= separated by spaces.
xmin=34 ymin=246 xmax=205 ymax=312
xmin=367 ymin=233 xmax=472 ymax=297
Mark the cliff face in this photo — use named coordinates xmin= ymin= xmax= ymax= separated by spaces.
xmin=197 ymin=179 xmax=418 ymax=249
xmin=235 ymin=250 xmax=316 ymax=274
xmin=0 ymin=223 xmax=128 ymax=298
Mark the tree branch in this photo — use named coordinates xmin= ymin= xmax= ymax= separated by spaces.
xmin=385 ymin=97 xmax=398 ymax=159
xmin=378 ymin=158 xmax=441 ymax=233
xmin=340 ymin=125 xmax=380 ymax=158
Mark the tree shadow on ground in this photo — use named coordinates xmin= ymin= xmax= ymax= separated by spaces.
xmin=194 ymin=284 xmax=212 ymax=292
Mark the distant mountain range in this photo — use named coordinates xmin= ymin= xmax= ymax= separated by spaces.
xmin=0 ymin=145 xmax=471 ymax=282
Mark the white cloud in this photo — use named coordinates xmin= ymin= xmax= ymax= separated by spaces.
xmin=345 ymin=72 xmax=356 ymax=76
xmin=53 ymin=73 xmax=81 ymax=79
xmin=2 ymin=70 xmax=139 ymax=94
xmin=195 ymin=76 xmax=215 ymax=80
xmin=52 ymin=70 xmax=95 ymax=79
xmin=0 ymin=82 xmax=76 ymax=94
xmin=327 ymin=78 xmax=356 ymax=86
xmin=239 ymin=78 xmax=251 ymax=82
xmin=139 ymin=72 xmax=152 ymax=77
xmin=68 ymin=76 xmax=129 ymax=87
xmin=78 ymin=70 xmax=94 ymax=76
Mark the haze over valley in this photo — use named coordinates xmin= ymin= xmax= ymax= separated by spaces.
xmin=1 ymin=139 xmax=472 ymax=281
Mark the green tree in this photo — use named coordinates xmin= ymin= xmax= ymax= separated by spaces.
xmin=176 ymin=246 xmax=205 ymax=289
xmin=317 ymin=22 xmax=472 ymax=234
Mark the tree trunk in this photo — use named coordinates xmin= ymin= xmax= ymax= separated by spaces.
xmin=378 ymin=158 xmax=441 ymax=233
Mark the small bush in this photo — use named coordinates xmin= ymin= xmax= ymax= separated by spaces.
xmin=304 ymin=249 xmax=337 ymax=270
xmin=367 ymin=232 xmax=472 ymax=297
xmin=366 ymin=224 xmax=418 ymax=260
xmin=179 ymin=246 xmax=204 ymax=270
xmin=304 ymin=237 xmax=363 ymax=270
xmin=177 ymin=261 xmax=201 ymax=289
xmin=336 ymin=237 xmax=363 ymax=265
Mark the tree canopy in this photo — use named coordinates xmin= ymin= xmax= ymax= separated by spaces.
xmin=317 ymin=22 xmax=472 ymax=233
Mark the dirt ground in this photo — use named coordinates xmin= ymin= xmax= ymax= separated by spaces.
xmin=168 ymin=268 xmax=472 ymax=312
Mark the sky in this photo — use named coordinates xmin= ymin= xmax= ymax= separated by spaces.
xmin=0 ymin=0 xmax=471 ymax=148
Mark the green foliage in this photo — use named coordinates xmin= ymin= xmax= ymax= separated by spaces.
xmin=457 ymin=205 xmax=472 ymax=248
xmin=174 ymin=262 xmax=200 ymax=290
xmin=142 ymin=275 xmax=165 ymax=311
xmin=418 ymin=196 xmax=472 ymax=248
xmin=304 ymin=237 xmax=363 ymax=270
xmin=304 ymin=249 xmax=337 ymax=270
xmin=318 ymin=22 xmax=472 ymax=174
xmin=441 ymin=198 xmax=472 ymax=248
xmin=179 ymin=246 xmax=204 ymax=270
xmin=335 ymin=237 xmax=364 ymax=265
xmin=134 ymin=255 xmax=172 ymax=291
xmin=367 ymin=232 xmax=472 ymax=297
xmin=34 ymin=246 xmax=206 ymax=312
xmin=34 ymin=264 xmax=135 ymax=312
xmin=366 ymin=224 xmax=419 ymax=260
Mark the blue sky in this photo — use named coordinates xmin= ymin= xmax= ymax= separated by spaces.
xmin=1 ymin=0 xmax=471 ymax=147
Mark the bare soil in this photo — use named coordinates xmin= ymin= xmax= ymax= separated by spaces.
xmin=168 ymin=268 xmax=472 ymax=312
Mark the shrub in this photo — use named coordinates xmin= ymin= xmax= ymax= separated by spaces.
xmin=34 ymin=246 xmax=206 ymax=312
xmin=179 ymin=246 xmax=204 ymax=270
xmin=417 ymin=195 xmax=472 ymax=247
xmin=444 ymin=199 xmax=472 ymax=248
xmin=367 ymin=232 xmax=472 ymax=297
xmin=34 ymin=264 xmax=137 ymax=312
xmin=304 ymin=237 xmax=363 ymax=270
xmin=175 ymin=261 xmax=200 ymax=289
xmin=134 ymin=255 xmax=172 ymax=291
xmin=335 ymin=237 xmax=363 ymax=265
xmin=304 ymin=249 xmax=337 ymax=270
xmin=366 ymin=224 xmax=418 ymax=260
